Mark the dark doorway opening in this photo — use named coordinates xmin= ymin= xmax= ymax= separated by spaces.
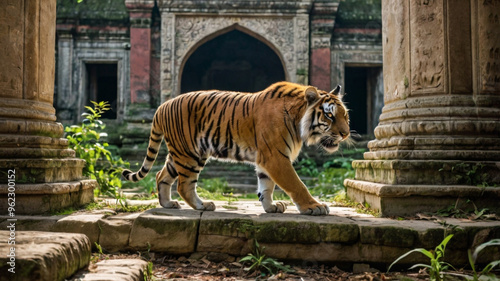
xmin=181 ymin=30 xmax=286 ymax=93
xmin=86 ymin=63 xmax=118 ymax=119
xmin=344 ymin=66 xmax=383 ymax=135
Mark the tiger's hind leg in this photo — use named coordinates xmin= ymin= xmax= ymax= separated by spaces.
xmin=155 ymin=155 xmax=180 ymax=209
xmin=174 ymin=158 xmax=216 ymax=211
xmin=256 ymin=167 xmax=287 ymax=213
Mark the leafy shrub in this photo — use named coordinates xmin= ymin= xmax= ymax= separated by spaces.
xmin=323 ymin=158 xmax=354 ymax=170
xmin=65 ymin=101 xmax=129 ymax=198
xmin=307 ymin=168 xmax=355 ymax=200
xmin=294 ymin=158 xmax=320 ymax=177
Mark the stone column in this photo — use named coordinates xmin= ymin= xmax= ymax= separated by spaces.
xmin=0 ymin=0 xmax=96 ymax=214
xmin=126 ymin=1 xmax=154 ymax=104
xmin=344 ymin=0 xmax=500 ymax=216
xmin=310 ymin=0 xmax=339 ymax=91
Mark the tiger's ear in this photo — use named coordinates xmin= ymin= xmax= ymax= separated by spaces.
xmin=305 ymin=86 xmax=319 ymax=105
xmin=329 ymin=85 xmax=343 ymax=99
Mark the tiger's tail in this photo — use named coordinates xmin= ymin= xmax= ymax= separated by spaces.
xmin=121 ymin=119 xmax=163 ymax=182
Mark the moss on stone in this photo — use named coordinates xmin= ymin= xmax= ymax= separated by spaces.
xmin=336 ymin=0 xmax=381 ymax=27
xmin=360 ymin=225 xmax=416 ymax=247
xmin=320 ymin=223 xmax=359 ymax=243
xmin=416 ymin=228 xmax=446 ymax=249
xmin=254 ymin=221 xmax=321 ymax=244
xmin=200 ymin=218 xmax=255 ymax=238
xmin=57 ymin=0 xmax=129 ymax=24
xmin=136 ymin=216 xmax=198 ymax=236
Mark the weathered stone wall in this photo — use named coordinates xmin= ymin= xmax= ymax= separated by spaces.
xmin=56 ymin=0 xmax=130 ymax=124
xmin=310 ymin=0 xmax=340 ymax=91
xmin=55 ymin=0 xmax=383 ymax=122
xmin=330 ymin=0 xmax=383 ymax=88
xmin=159 ymin=0 xmax=311 ymax=100
xmin=53 ymin=0 xmax=383 ymax=153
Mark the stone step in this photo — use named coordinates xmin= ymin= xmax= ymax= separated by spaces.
xmin=0 ymin=231 xmax=91 ymax=281
xmin=69 ymin=259 xmax=149 ymax=281
xmin=1 ymin=202 xmax=499 ymax=269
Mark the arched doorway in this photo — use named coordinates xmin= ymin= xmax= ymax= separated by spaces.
xmin=181 ymin=30 xmax=286 ymax=93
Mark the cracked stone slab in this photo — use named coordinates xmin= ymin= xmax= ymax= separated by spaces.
xmin=128 ymin=208 xmax=201 ymax=253
xmin=0 ymin=231 xmax=91 ymax=281
xmin=70 ymin=259 xmax=149 ymax=281
xmin=98 ymin=218 xmax=133 ymax=253
xmin=0 ymin=214 xmax=64 ymax=232
xmin=53 ymin=213 xmax=106 ymax=246
xmin=198 ymin=210 xmax=256 ymax=255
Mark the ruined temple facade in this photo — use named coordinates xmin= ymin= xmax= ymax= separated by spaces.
xmin=54 ymin=0 xmax=382 ymax=136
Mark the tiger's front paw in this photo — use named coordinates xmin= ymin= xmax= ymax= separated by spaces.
xmin=160 ymin=200 xmax=181 ymax=209
xmin=198 ymin=201 xmax=216 ymax=211
xmin=298 ymin=202 xmax=330 ymax=216
xmin=264 ymin=201 xmax=287 ymax=213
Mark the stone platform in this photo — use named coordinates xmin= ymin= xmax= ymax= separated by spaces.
xmin=0 ymin=230 xmax=149 ymax=281
xmin=1 ymin=200 xmax=499 ymax=272
xmin=0 ymin=231 xmax=91 ymax=281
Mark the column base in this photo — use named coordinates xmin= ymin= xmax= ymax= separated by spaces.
xmin=0 ymin=180 xmax=96 ymax=215
xmin=352 ymin=159 xmax=500 ymax=186
xmin=344 ymin=179 xmax=500 ymax=217
xmin=0 ymin=158 xmax=86 ymax=183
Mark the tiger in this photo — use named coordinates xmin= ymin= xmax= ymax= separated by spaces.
xmin=122 ymin=81 xmax=350 ymax=216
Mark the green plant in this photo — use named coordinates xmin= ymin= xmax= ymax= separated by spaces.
xmin=441 ymin=163 xmax=490 ymax=187
xmin=121 ymin=172 xmax=158 ymax=196
xmin=116 ymin=203 xmax=157 ymax=213
xmin=322 ymin=158 xmax=354 ymax=170
xmin=332 ymin=191 xmax=380 ymax=217
xmin=468 ymin=239 xmax=500 ymax=281
xmin=65 ymin=101 xmax=129 ymax=198
xmin=144 ymin=261 xmax=154 ymax=281
xmin=51 ymin=207 xmax=77 ymax=216
xmin=90 ymin=242 xmax=104 ymax=263
xmin=95 ymin=242 xmax=104 ymax=256
xmin=433 ymin=199 xmax=495 ymax=220
xmin=309 ymin=168 xmax=355 ymax=199
xmin=388 ymin=234 xmax=455 ymax=281
xmin=200 ymin=177 xmax=232 ymax=194
xmin=272 ymin=191 xmax=290 ymax=201
xmin=197 ymin=178 xmax=237 ymax=201
xmin=239 ymin=240 xmax=292 ymax=276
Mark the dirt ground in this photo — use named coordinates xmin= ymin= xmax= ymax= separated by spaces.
xmin=93 ymin=253 xmax=432 ymax=281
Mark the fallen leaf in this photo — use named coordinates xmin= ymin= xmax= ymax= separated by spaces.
xmin=201 ymin=258 xmax=211 ymax=266
xmin=218 ymin=267 xmax=229 ymax=272
xmin=231 ymin=262 xmax=242 ymax=267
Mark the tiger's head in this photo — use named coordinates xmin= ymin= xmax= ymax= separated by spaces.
xmin=300 ymin=85 xmax=350 ymax=153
